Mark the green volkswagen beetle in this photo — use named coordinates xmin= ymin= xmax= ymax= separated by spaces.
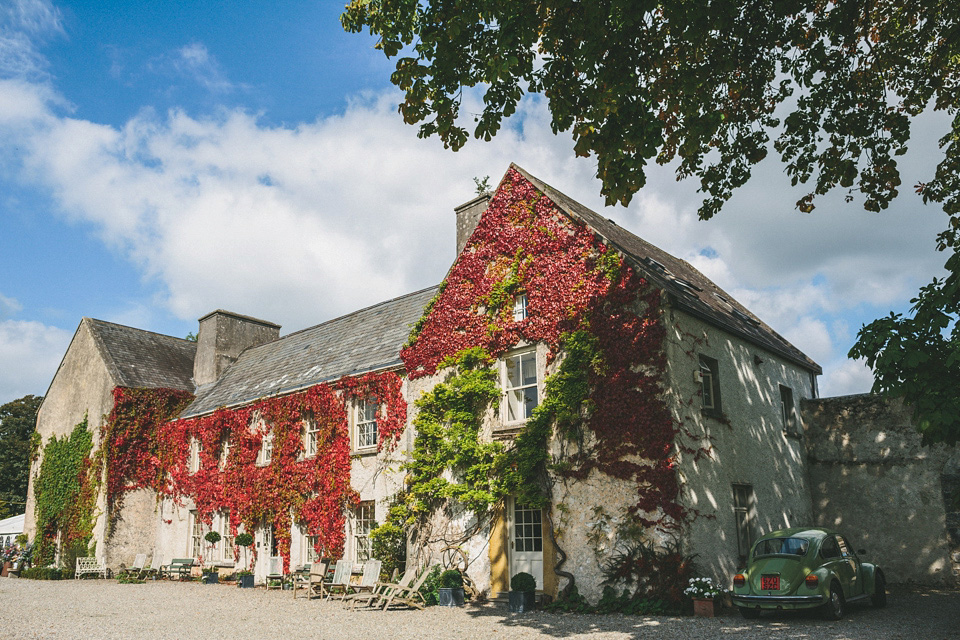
xmin=732 ymin=527 xmax=887 ymax=620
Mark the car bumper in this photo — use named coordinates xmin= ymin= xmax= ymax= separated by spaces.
xmin=732 ymin=594 xmax=826 ymax=608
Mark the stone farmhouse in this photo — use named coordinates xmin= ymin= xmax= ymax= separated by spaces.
xmin=24 ymin=164 xmax=958 ymax=598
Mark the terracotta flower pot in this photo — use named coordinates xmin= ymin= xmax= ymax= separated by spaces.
xmin=693 ymin=597 xmax=716 ymax=618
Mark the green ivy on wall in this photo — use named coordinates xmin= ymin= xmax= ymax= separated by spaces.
xmin=32 ymin=416 xmax=99 ymax=567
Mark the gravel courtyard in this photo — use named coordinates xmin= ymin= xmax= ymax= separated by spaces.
xmin=0 ymin=579 xmax=957 ymax=640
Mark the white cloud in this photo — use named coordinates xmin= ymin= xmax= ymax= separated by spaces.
xmin=0 ymin=67 xmax=944 ymax=401
xmin=0 ymin=319 xmax=72 ymax=402
xmin=0 ymin=0 xmax=62 ymax=81
xmin=819 ymin=358 xmax=876 ymax=398
xmin=0 ymin=293 xmax=23 ymax=319
xmin=146 ymin=42 xmax=246 ymax=95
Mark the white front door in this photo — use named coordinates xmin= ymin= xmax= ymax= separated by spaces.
xmin=509 ymin=498 xmax=544 ymax=589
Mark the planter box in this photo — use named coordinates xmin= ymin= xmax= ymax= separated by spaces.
xmin=508 ymin=590 xmax=536 ymax=613
xmin=1 ymin=562 xmax=10 ymax=578
xmin=693 ymin=598 xmax=716 ymax=618
xmin=438 ymin=587 xmax=465 ymax=607
xmin=237 ymin=574 xmax=254 ymax=588
xmin=202 ymin=572 xmax=219 ymax=584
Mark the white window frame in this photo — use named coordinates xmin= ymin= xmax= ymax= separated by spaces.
xmin=189 ymin=510 xmax=203 ymax=559
xmin=355 ymin=396 xmax=379 ymax=451
xmin=512 ymin=293 xmax=528 ymax=321
xmin=219 ymin=511 xmax=234 ymax=562
xmin=353 ymin=501 xmax=375 ymax=562
xmin=220 ymin=436 xmax=231 ymax=468
xmin=502 ymin=348 xmax=539 ymax=425
xmin=304 ymin=415 xmax=319 ymax=458
xmin=188 ymin=438 xmax=202 ymax=474
xmin=698 ymin=354 xmax=721 ymax=415
xmin=257 ymin=429 xmax=273 ymax=467
xmin=302 ymin=532 xmax=319 ymax=566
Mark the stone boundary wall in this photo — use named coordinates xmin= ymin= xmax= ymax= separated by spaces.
xmin=802 ymin=394 xmax=959 ymax=586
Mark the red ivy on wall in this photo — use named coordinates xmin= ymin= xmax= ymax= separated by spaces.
xmin=103 ymin=387 xmax=195 ymax=520
xmin=401 ymin=167 xmax=684 ymax=530
xmin=103 ymin=371 xmax=405 ymax=572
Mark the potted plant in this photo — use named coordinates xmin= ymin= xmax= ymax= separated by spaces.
xmin=685 ymin=576 xmax=722 ymax=617
xmin=236 ymin=569 xmax=254 ymax=588
xmin=234 ymin=531 xmax=255 ymax=588
xmin=437 ymin=569 xmax=465 ymax=607
xmin=509 ymin=572 xmax=537 ymax=613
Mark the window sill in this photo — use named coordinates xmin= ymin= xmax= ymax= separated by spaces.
xmin=351 ymin=447 xmax=378 ymax=457
xmin=492 ymin=424 xmax=525 ymax=440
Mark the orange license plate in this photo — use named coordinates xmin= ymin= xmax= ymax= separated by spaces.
xmin=761 ymin=575 xmax=780 ymax=590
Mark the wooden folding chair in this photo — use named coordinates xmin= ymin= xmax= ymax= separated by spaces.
xmin=346 ymin=565 xmax=415 ymax=610
xmin=324 ymin=559 xmax=353 ymax=601
xmin=339 ymin=559 xmax=381 ymax=606
xmin=381 ymin=563 xmax=438 ymax=610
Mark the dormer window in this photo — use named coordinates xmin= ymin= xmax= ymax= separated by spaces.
xmin=513 ymin=294 xmax=528 ymax=321
xmin=503 ymin=348 xmax=539 ymax=424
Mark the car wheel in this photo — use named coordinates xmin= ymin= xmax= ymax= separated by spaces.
xmin=739 ymin=606 xmax=762 ymax=620
xmin=871 ymin=572 xmax=887 ymax=608
xmin=823 ymin=582 xmax=845 ymax=620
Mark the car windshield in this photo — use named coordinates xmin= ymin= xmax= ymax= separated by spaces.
xmin=753 ymin=537 xmax=810 ymax=557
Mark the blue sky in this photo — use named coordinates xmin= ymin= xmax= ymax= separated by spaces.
xmin=0 ymin=0 xmax=950 ymax=405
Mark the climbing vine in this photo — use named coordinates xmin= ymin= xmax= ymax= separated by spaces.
xmin=101 ymin=387 xmax=194 ymax=523
xmin=100 ymin=370 xmax=405 ymax=573
xmin=32 ymin=416 xmax=98 ymax=566
xmin=399 ymin=168 xmax=687 ymax=585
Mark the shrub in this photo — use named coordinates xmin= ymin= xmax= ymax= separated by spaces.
xmin=418 ymin=565 xmax=444 ymax=606
xmin=511 ymin=572 xmax=536 ymax=593
xmin=234 ymin=533 xmax=253 ymax=547
xmin=439 ymin=569 xmax=463 ymax=589
xmin=204 ymin=531 xmax=222 ymax=545
xmin=20 ymin=567 xmax=63 ymax=580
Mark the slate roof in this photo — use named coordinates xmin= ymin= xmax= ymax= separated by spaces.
xmin=510 ymin=165 xmax=821 ymax=374
xmin=85 ymin=318 xmax=198 ymax=392
xmin=181 ymin=286 xmax=440 ymax=418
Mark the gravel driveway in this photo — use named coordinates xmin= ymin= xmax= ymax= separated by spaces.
xmin=0 ymin=579 xmax=956 ymax=640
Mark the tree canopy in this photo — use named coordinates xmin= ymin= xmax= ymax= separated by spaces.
xmin=342 ymin=1 xmax=958 ymax=221
xmin=0 ymin=395 xmax=42 ymax=518
xmin=343 ymin=1 xmax=960 ymax=446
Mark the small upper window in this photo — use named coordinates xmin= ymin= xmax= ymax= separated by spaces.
xmin=220 ymin=437 xmax=231 ymax=468
xmin=698 ymin=355 xmax=721 ymax=415
xmin=512 ymin=294 xmax=528 ymax=321
xmin=503 ymin=349 xmax=539 ymax=423
xmin=188 ymin=438 xmax=202 ymax=474
xmin=780 ymin=385 xmax=799 ymax=437
xmin=304 ymin=416 xmax=319 ymax=458
xmin=356 ymin=396 xmax=379 ymax=450
xmin=257 ymin=430 xmax=273 ymax=466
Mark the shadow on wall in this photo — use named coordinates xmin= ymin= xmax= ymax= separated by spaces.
xmin=803 ymin=394 xmax=958 ymax=586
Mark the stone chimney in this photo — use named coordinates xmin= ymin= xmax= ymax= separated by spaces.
xmin=454 ymin=192 xmax=491 ymax=256
xmin=193 ymin=310 xmax=280 ymax=387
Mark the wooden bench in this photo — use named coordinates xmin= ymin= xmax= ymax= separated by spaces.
xmin=160 ymin=558 xmax=195 ymax=580
xmin=75 ymin=557 xmax=107 ymax=579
